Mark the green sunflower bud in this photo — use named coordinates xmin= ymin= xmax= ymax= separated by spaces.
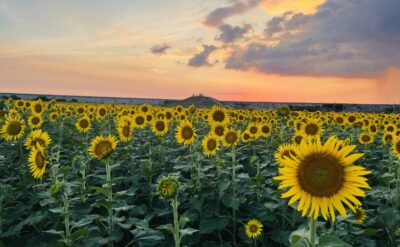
xmin=50 ymin=179 xmax=64 ymax=197
xmin=157 ymin=176 xmax=179 ymax=200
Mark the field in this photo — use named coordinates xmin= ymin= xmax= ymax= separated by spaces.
xmin=0 ymin=98 xmax=399 ymax=247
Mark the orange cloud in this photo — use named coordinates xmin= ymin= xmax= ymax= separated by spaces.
xmin=261 ymin=0 xmax=325 ymax=14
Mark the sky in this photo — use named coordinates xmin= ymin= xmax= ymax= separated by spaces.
xmin=0 ymin=0 xmax=399 ymax=104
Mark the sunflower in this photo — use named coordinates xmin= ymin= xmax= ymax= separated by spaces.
xmin=247 ymin=123 xmax=261 ymax=139
xmin=274 ymin=136 xmax=371 ymax=222
xmin=0 ymin=115 xmax=25 ymax=141
xmin=31 ymin=100 xmax=45 ymax=115
xmin=28 ymin=114 xmax=43 ymax=129
xmin=260 ymin=123 xmax=271 ymax=138
xmin=391 ymin=137 xmax=400 ymax=159
xmin=301 ymin=118 xmax=323 ymax=138
xmin=24 ymin=129 xmax=52 ymax=149
xmin=49 ymin=112 xmax=59 ymax=122
xmin=241 ymin=131 xmax=253 ymax=143
xmin=208 ymin=105 xmax=230 ymax=125
xmin=28 ymin=145 xmax=48 ymax=180
xmin=292 ymin=133 xmax=303 ymax=145
xmin=202 ymin=134 xmax=220 ymax=157
xmin=358 ymin=132 xmax=374 ymax=145
xmin=151 ymin=119 xmax=169 ymax=136
xmin=133 ymin=113 xmax=147 ymax=129
xmin=88 ymin=135 xmax=118 ymax=159
xmin=245 ymin=219 xmax=263 ymax=239
xmin=353 ymin=206 xmax=367 ymax=224
xmin=118 ymin=123 xmax=133 ymax=143
xmin=157 ymin=176 xmax=180 ymax=199
xmin=274 ymin=143 xmax=298 ymax=165
xmin=175 ymin=120 xmax=197 ymax=145
xmin=382 ymin=133 xmax=394 ymax=144
xmin=211 ymin=123 xmax=226 ymax=140
xmin=76 ymin=116 xmax=91 ymax=133
xmin=223 ymin=129 xmax=240 ymax=147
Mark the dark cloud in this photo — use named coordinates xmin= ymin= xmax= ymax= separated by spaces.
xmin=150 ymin=43 xmax=171 ymax=54
xmin=188 ymin=45 xmax=217 ymax=67
xmin=215 ymin=24 xmax=252 ymax=43
xmin=225 ymin=0 xmax=400 ymax=77
xmin=204 ymin=0 xmax=260 ymax=27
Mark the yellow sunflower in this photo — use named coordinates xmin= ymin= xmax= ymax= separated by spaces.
xmin=274 ymin=136 xmax=371 ymax=222
xmin=76 ymin=116 xmax=91 ymax=133
xmin=274 ymin=143 xmax=298 ymax=165
xmin=202 ymin=134 xmax=220 ymax=157
xmin=28 ymin=145 xmax=48 ymax=180
xmin=247 ymin=123 xmax=261 ymax=139
xmin=88 ymin=135 xmax=118 ymax=159
xmin=31 ymin=100 xmax=45 ymax=115
xmin=353 ymin=206 xmax=367 ymax=224
xmin=175 ymin=120 xmax=197 ymax=145
xmin=301 ymin=118 xmax=323 ymax=138
xmin=391 ymin=137 xmax=400 ymax=159
xmin=49 ymin=112 xmax=59 ymax=122
xmin=245 ymin=219 xmax=263 ymax=239
xmin=1 ymin=115 xmax=25 ymax=141
xmin=151 ymin=119 xmax=169 ymax=137
xmin=27 ymin=114 xmax=43 ymax=128
xmin=208 ymin=105 xmax=230 ymax=125
xmin=223 ymin=129 xmax=240 ymax=147
xmin=292 ymin=133 xmax=303 ymax=145
xmin=260 ymin=123 xmax=271 ymax=138
xmin=211 ymin=123 xmax=226 ymax=140
xmin=241 ymin=131 xmax=253 ymax=143
xmin=24 ymin=129 xmax=52 ymax=149
xmin=118 ymin=123 xmax=133 ymax=143
xmin=358 ymin=132 xmax=374 ymax=145
xmin=132 ymin=113 xmax=147 ymax=129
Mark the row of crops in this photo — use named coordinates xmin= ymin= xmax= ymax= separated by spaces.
xmin=0 ymin=98 xmax=399 ymax=246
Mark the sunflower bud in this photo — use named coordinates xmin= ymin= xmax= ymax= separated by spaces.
xmin=157 ymin=176 xmax=179 ymax=199
xmin=50 ymin=179 xmax=64 ymax=197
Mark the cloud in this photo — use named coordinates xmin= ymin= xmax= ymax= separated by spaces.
xmin=225 ymin=0 xmax=400 ymax=77
xmin=215 ymin=24 xmax=252 ymax=43
xmin=150 ymin=43 xmax=171 ymax=54
xmin=188 ymin=45 xmax=218 ymax=67
xmin=204 ymin=0 xmax=260 ymax=27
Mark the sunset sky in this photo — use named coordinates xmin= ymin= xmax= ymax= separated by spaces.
xmin=0 ymin=0 xmax=399 ymax=103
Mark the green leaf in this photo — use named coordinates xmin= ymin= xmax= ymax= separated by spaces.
xmin=318 ymin=235 xmax=352 ymax=247
xmin=44 ymin=229 xmax=65 ymax=237
xmin=69 ymin=228 xmax=89 ymax=243
xmin=156 ymin=223 xmax=174 ymax=234
xmin=291 ymin=238 xmax=311 ymax=247
xmin=180 ymin=228 xmax=198 ymax=238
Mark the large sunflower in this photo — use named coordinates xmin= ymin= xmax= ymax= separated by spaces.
xmin=175 ymin=120 xmax=197 ymax=145
xmin=245 ymin=219 xmax=263 ymax=239
xmin=24 ymin=129 xmax=52 ymax=149
xmin=88 ymin=135 xmax=118 ymax=159
xmin=28 ymin=145 xmax=48 ymax=180
xmin=1 ymin=115 xmax=25 ymax=141
xmin=391 ymin=137 xmax=400 ymax=159
xmin=76 ymin=116 xmax=91 ymax=133
xmin=274 ymin=136 xmax=371 ymax=222
xmin=202 ymin=134 xmax=220 ymax=157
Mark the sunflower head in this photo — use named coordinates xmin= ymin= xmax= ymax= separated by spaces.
xmin=28 ymin=145 xmax=48 ymax=180
xmin=392 ymin=137 xmax=400 ymax=160
xmin=358 ymin=132 xmax=374 ymax=145
xmin=353 ymin=206 xmax=367 ymax=224
xmin=157 ymin=176 xmax=180 ymax=199
xmin=24 ymin=129 xmax=52 ymax=149
xmin=202 ymin=134 xmax=220 ymax=157
xmin=245 ymin=219 xmax=263 ymax=239
xmin=88 ymin=135 xmax=118 ymax=159
xmin=274 ymin=136 xmax=371 ymax=222
xmin=301 ymin=118 xmax=323 ymax=138
xmin=76 ymin=116 xmax=91 ymax=133
xmin=152 ymin=119 xmax=169 ymax=136
xmin=208 ymin=105 xmax=230 ymax=125
xmin=28 ymin=114 xmax=43 ymax=129
xmin=1 ymin=115 xmax=25 ymax=141
xmin=274 ymin=143 xmax=297 ymax=165
xmin=223 ymin=129 xmax=240 ymax=147
xmin=175 ymin=120 xmax=197 ymax=145
xmin=118 ymin=123 xmax=133 ymax=143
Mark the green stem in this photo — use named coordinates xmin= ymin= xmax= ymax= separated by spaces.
xmin=309 ymin=217 xmax=317 ymax=247
xmin=231 ymin=147 xmax=237 ymax=247
xmin=0 ymin=196 xmax=3 ymax=234
xmin=256 ymin=160 xmax=260 ymax=203
xmin=172 ymin=194 xmax=180 ymax=247
xmin=396 ymin=160 xmax=400 ymax=210
xmin=105 ymin=160 xmax=114 ymax=247
xmin=196 ymin=152 xmax=201 ymax=193
xmin=63 ymin=192 xmax=71 ymax=247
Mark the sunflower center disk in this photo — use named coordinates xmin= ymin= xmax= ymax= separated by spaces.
xmin=298 ymin=155 xmax=344 ymax=197
xmin=396 ymin=141 xmax=400 ymax=153
xmin=35 ymin=152 xmax=45 ymax=169
xmin=207 ymin=139 xmax=217 ymax=151
xmin=7 ymin=122 xmax=22 ymax=135
xmin=80 ymin=120 xmax=89 ymax=128
xmin=136 ymin=117 xmax=144 ymax=125
xmin=249 ymin=225 xmax=258 ymax=233
xmin=361 ymin=135 xmax=370 ymax=142
xmin=305 ymin=124 xmax=318 ymax=135
xmin=181 ymin=126 xmax=193 ymax=140
xmin=156 ymin=121 xmax=165 ymax=131
xmin=213 ymin=111 xmax=225 ymax=122
xmin=95 ymin=141 xmax=112 ymax=156
xmin=122 ymin=126 xmax=130 ymax=137
xmin=225 ymin=132 xmax=237 ymax=144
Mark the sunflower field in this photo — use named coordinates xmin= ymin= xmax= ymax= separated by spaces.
xmin=0 ymin=97 xmax=399 ymax=247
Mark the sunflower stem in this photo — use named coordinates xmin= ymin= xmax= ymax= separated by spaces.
xmin=231 ymin=147 xmax=237 ymax=247
xmin=309 ymin=217 xmax=317 ymax=247
xmin=172 ymin=194 xmax=181 ymax=247
xmin=62 ymin=192 xmax=72 ymax=247
xmin=105 ymin=160 xmax=114 ymax=247
xmin=396 ymin=160 xmax=400 ymax=210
